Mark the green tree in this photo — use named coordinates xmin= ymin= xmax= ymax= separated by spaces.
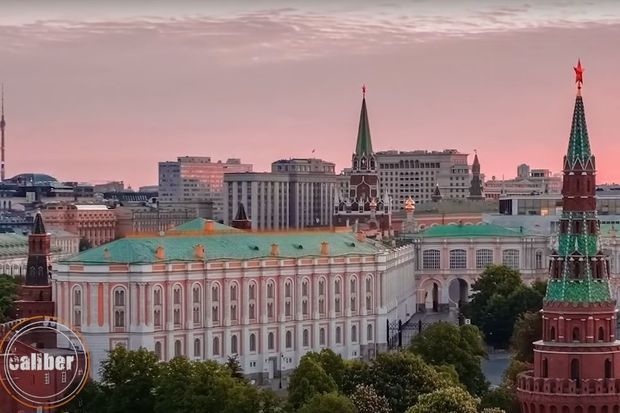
xmin=480 ymin=386 xmax=517 ymax=413
xmin=297 ymin=392 xmax=356 ymax=413
xmin=364 ymin=352 xmax=455 ymax=413
xmin=62 ymin=380 xmax=104 ymax=413
xmin=406 ymin=386 xmax=478 ymax=413
xmin=306 ymin=349 xmax=347 ymax=390
xmin=463 ymin=265 xmax=545 ymax=348
xmin=288 ymin=356 xmax=337 ymax=410
xmin=0 ymin=274 xmax=19 ymax=322
xmin=226 ymin=355 xmax=245 ymax=380
xmin=511 ymin=311 xmax=542 ymax=363
xmin=99 ymin=347 xmax=161 ymax=413
xmin=154 ymin=356 xmax=195 ymax=413
xmin=350 ymin=383 xmax=391 ymax=413
xmin=410 ymin=322 xmax=488 ymax=395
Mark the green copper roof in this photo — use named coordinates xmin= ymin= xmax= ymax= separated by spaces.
xmin=171 ymin=218 xmax=240 ymax=232
xmin=355 ymin=98 xmax=373 ymax=157
xmin=546 ymin=279 xmax=611 ymax=303
xmin=566 ymin=95 xmax=592 ymax=168
xmin=418 ymin=223 xmax=527 ymax=238
xmin=61 ymin=231 xmax=383 ymax=265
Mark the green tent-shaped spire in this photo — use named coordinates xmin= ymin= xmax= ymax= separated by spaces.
xmin=355 ymin=97 xmax=373 ymax=157
xmin=565 ymin=94 xmax=592 ymax=169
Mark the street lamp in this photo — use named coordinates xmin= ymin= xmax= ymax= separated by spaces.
xmin=279 ymin=353 xmax=284 ymax=389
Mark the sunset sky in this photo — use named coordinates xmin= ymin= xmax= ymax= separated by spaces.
xmin=2 ymin=0 xmax=620 ymax=187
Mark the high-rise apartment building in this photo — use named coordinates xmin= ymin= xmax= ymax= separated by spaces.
xmin=223 ymin=158 xmax=338 ymax=230
xmin=374 ymin=149 xmax=471 ymax=206
xmin=159 ymin=157 xmax=252 ymax=220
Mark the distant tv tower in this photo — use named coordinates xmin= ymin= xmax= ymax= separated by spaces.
xmin=1 ymin=84 xmax=5 ymax=182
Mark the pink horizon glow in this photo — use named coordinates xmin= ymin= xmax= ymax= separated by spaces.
xmin=2 ymin=2 xmax=620 ymax=188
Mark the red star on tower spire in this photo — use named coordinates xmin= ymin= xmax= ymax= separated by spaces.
xmin=574 ymin=59 xmax=584 ymax=90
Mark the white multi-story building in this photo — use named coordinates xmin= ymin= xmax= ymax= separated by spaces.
xmin=223 ymin=158 xmax=339 ymax=230
xmin=374 ymin=150 xmax=471 ymax=206
xmin=52 ymin=225 xmax=416 ymax=383
xmin=484 ymin=164 xmax=562 ymax=200
xmin=159 ymin=157 xmax=252 ymax=220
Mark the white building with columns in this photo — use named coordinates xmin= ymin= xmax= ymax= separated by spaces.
xmin=403 ymin=223 xmax=550 ymax=313
xmin=52 ymin=223 xmax=415 ymax=383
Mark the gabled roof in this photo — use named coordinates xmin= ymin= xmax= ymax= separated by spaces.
xmin=61 ymin=231 xmax=383 ymax=265
xmin=171 ymin=218 xmax=240 ymax=233
xmin=418 ymin=223 xmax=527 ymax=238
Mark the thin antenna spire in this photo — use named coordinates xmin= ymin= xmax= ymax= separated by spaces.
xmin=362 ymin=84 xmax=366 ymax=98
xmin=1 ymin=83 xmax=5 ymax=182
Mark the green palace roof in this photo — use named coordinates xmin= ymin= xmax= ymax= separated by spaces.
xmin=61 ymin=231 xmax=383 ymax=265
xmin=0 ymin=233 xmax=61 ymax=258
xmin=417 ymin=223 xmax=528 ymax=238
xmin=171 ymin=218 xmax=241 ymax=233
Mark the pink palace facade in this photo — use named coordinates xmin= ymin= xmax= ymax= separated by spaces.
xmin=52 ymin=220 xmax=415 ymax=383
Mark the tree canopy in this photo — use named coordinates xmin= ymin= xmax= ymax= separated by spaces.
xmin=405 ymin=386 xmax=478 ymax=413
xmin=462 ymin=265 xmax=546 ymax=348
xmin=0 ymin=274 xmax=20 ymax=322
xmin=511 ymin=311 xmax=542 ymax=363
xmin=297 ymin=392 xmax=356 ymax=413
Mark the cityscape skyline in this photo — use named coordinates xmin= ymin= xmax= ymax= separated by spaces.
xmin=2 ymin=1 xmax=620 ymax=188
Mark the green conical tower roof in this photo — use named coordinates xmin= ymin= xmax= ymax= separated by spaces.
xmin=565 ymin=94 xmax=592 ymax=169
xmin=545 ymin=63 xmax=612 ymax=304
xmin=355 ymin=96 xmax=373 ymax=157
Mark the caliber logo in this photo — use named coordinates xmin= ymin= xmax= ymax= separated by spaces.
xmin=0 ymin=316 xmax=90 ymax=410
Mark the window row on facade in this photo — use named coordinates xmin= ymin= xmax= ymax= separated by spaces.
xmin=152 ymin=323 xmax=376 ymax=361
xmin=421 ymin=248 xmax=544 ymax=270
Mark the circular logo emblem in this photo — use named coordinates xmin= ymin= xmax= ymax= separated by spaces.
xmin=0 ymin=316 xmax=90 ymax=410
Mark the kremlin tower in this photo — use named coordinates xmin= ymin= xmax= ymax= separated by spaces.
xmin=517 ymin=61 xmax=620 ymax=411
xmin=334 ymin=86 xmax=392 ymax=236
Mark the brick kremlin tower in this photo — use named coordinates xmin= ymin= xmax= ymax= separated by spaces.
xmin=13 ymin=212 xmax=55 ymax=347
xmin=334 ymin=86 xmax=392 ymax=236
xmin=517 ymin=61 xmax=620 ymax=412
xmin=468 ymin=151 xmax=484 ymax=200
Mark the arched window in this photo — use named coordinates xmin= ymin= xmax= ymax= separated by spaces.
xmin=173 ymin=309 xmax=181 ymax=326
xmin=249 ymin=333 xmax=256 ymax=352
xmin=154 ymin=309 xmax=162 ymax=328
xmin=285 ymin=331 xmax=292 ymax=349
xmin=249 ymin=283 xmax=256 ymax=300
xmin=230 ymin=284 xmax=237 ymax=301
xmin=550 ymin=326 xmax=556 ymax=341
xmin=572 ymin=326 xmax=581 ymax=342
xmin=231 ymin=335 xmax=238 ymax=354
xmin=194 ymin=338 xmax=201 ymax=358
xmin=606 ymin=359 xmax=613 ymax=379
xmin=476 ymin=249 xmax=493 ymax=269
xmin=599 ymin=326 xmax=605 ymax=342
xmin=268 ymin=332 xmax=274 ymax=350
xmin=212 ymin=285 xmax=219 ymax=302
xmin=335 ymin=279 xmax=341 ymax=294
xmin=571 ymin=359 xmax=580 ymax=383
xmin=350 ymin=278 xmax=357 ymax=312
xmin=154 ymin=286 xmax=162 ymax=305
xmin=73 ymin=287 xmax=82 ymax=328
xmin=367 ymin=324 xmax=373 ymax=341
xmin=213 ymin=337 xmax=220 ymax=356
xmin=113 ymin=288 xmax=126 ymax=328
xmin=449 ymin=249 xmax=467 ymax=269
xmin=154 ymin=342 xmax=162 ymax=360
xmin=423 ymin=250 xmax=441 ymax=269
xmin=174 ymin=340 xmax=182 ymax=357
xmin=267 ymin=281 xmax=274 ymax=299
xmin=335 ymin=326 xmax=342 ymax=344
xmin=193 ymin=286 xmax=200 ymax=304
xmin=502 ymin=249 xmax=520 ymax=269
xmin=284 ymin=280 xmax=292 ymax=317
xmin=542 ymin=358 xmax=548 ymax=378
xmin=319 ymin=328 xmax=326 ymax=345
xmin=535 ymin=251 xmax=543 ymax=269
xmin=303 ymin=329 xmax=309 ymax=347
xmin=173 ymin=286 xmax=181 ymax=305
xmin=351 ymin=325 xmax=357 ymax=342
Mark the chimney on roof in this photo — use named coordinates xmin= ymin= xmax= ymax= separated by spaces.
xmin=270 ymin=243 xmax=280 ymax=257
xmin=320 ymin=241 xmax=329 ymax=256
xmin=155 ymin=245 xmax=165 ymax=260
xmin=194 ymin=244 xmax=205 ymax=259
xmin=204 ymin=220 xmax=215 ymax=233
xmin=103 ymin=248 xmax=111 ymax=260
